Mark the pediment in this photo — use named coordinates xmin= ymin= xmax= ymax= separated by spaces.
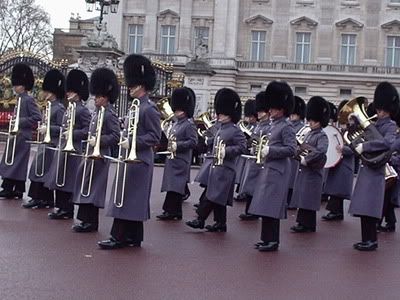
xmin=290 ymin=16 xmax=318 ymax=28
xmin=381 ymin=20 xmax=400 ymax=31
xmin=158 ymin=9 xmax=180 ymax=18
xmin=335 ymin=18 xmax=364 ymax=30
xmin=244 ymin=15 xmax=273 ymax=26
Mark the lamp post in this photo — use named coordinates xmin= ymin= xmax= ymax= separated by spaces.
xmin=85 ymin=0 xmax=120 ymax=29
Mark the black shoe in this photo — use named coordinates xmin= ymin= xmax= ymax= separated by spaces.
xmin=239 ymin=213 xmax=258 ymax=221
xmin=379 ymin=224 xmax=396 ymax=233
xmin=48 ymin=209 xmax=73 ymax=220
xmin=186 ymin=219 xmax=205 ymax=229
xmin=156 ymin=212 xmax=182 ymax=221
xmin=22 ymin=199 xmax=45 ymax=209
xmin=322 ymin=212 xmax=344 ymax=221
xmin=353 ymin=240 xmax=378 ymax=251
xmin=182 ymin=191 xmax=191 ymax=201
xmin=258 ymin=242 xmax=279 ymax=252
xmin=205 ymin=222 xmax=227 ymax=232
xmin=98 ymin=237 xmax=126 ymax=250
xmin=0 ymin=190 xmax=15 ymax=199
xmin=234 ymin=194 xmax=247 ymax=202
xmin=72 ymin=222 xmax=98 ymax=233
xmin=193 ymin=203 xmax=199 ymax=208
xmin=13 ymin=191 xmax=23 ymax=199
xmin=126 ymin=238 xmax=142 ymax=247
xmin=254 ymin=241 xmax=265 ymax=249
xmin=290 ymin=224 xmax=316 ymax=233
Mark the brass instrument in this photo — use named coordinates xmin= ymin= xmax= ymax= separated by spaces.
xmin=238 ymin=120 xmax=252 ymax=137
xmin=113 ymin=98 xmax=141 ymax=208
xmin=195 ymin=112 xmax=216 ymax=138
xmin=80 ymin=106 xmax=105 ymax=197
xmin=5 ymin=96 xmax=21 ymax=166
xmin=385 ymin=163 xmax=398 ymax=190
xmin=157 ymin=97 xmax=174 ymax=132
xmin=62 ymin=102 xmax=76 ymax=153
xmin=339 ymin=96 xmax=391 ymax=169
xmin=40 ymin=101 xmax=52 ymax=144
xmin=295 ymin=125 xmax=326 ymax=169
xmin=254 ymin=134 xmax=269 ymax=165
xmin=213 ymin=136 xmax=225 ymax=167
xmin=55 ymin=127 xmax=67 ymax=187
xmin=167 ymin=134 xmax=176 ymax=159
xmin=34 ymin=101 xmax=52 ymax=177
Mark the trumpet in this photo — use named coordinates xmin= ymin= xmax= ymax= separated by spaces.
xmin=213 ymin=136 xmax=225 ymax=167
xmin=80 ymin=106 xmax=105 ymax=197
xmin=4 ymin=96 xmax=21 ymax=166
xmin=167 ymin=134 xmax=176 ymax=159
xmin=241 ymin=133 xmax=269 ymax=165
xmin=113 ymin=98 xmax=141 ymax=208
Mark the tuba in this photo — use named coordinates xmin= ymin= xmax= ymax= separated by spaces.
xmin=338 ymin=96 xmax=392 ymax=169
xmin=212 ymin=136 xmax=225 ymax=167
xmin=113 ymin=98 xmax=141 ymax=208
xmin=157 ymin=97 xmax=174 ymax=132
xmin=80 ymin=106 xmax=105 ymax=197
xmin=4 ymin=96 xmax=21 ymax=166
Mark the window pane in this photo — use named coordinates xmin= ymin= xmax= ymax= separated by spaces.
xmin=303 ymin=45 xmax=310 ymax=63
xmin=395 ymin=36 xmax=400 ymax=47
xmin=169 ymin=37 xmax=175 ymax=54
xmin=137 ymin=25 xmax=143 ymax=34
xmin=340 ymin=46 xmax=347 ymax=64
xmin=296 ymin=33 xmax=303 ymax=43
xmin=395 ymin=49 xmax=400 ymax=67
xmin=260 ymin=31 xmax=266 ymax=41
xmin=304 ymin=33 xmax=311 ymax=43
xmin=296 ymin=44 xmax=302 ymax=62
xmin=161 ymin=37 xmax=168 ymax=54
xmin=170 ymin=26 xmax=176 ymax=35
xmin=348 ymin=46 xmax=355 ymax=64
xmin=136 ymin=36 xmax=143 ymax=53
xmin=259 ymin=42 xmax=265 ymax=60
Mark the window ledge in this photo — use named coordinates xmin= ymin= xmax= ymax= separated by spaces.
xmin=296 ymin=0 xmax=314 ymax=6
xmin=341 ymin=1 xmax=360 ymax=7
xmin=388 ymin=3 xmax=400 ymax=9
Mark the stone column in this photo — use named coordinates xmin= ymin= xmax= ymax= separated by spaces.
xmin=178 ymin=0 xmax=193 ymax=56
xmin=143 ymin=1 xmax=159 ymax=53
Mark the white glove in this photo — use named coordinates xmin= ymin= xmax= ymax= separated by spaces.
xmin=170 ymin=141 xmax=177 ymax=153
xmin=88 ymin=136 xmax=96 ymax=147
xmin=300 ymin=157 xmax=307 ymax=166
xmin=119 ymin=138 xmax=129 ymax=150
xmin=355 ymin=143 xmax=363 ymax=154
xmin=261 ymin=145 xmax=270 ymax=159
xmin=38 ymin=125 xmax=47 ymax=134
xmin=219 ymin=147 xmax=226 ymax=160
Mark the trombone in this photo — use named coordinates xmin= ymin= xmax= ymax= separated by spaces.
xmin=113 ymin=98 xmax=140 ymax=208
xmin=80 ymin=106 xmax=105 ymax=197
xmin=4 ymin=96 xmax=21 ymax=166
xmin=34 ymin=101 xmax=52 ymax=177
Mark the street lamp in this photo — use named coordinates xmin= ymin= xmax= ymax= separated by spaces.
xmin=85 ymin=0 xmax=120 ymax=26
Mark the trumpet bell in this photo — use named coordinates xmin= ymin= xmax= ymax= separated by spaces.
xmin=195 ymin=112 xmax=214 ymax=130
xmin=62 ymin=144 xmax=76 ymax=153
xmin=338 ymin=96 xmax=370 ymax=128
xmin=157 ymin=97 xmax=174 ymax=121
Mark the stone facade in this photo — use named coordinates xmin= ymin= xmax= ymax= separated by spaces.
xmin=102 ymin=0 xmax=400 ymax=112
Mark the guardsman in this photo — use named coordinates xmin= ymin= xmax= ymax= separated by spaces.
xmin=157 ymin=87 xmax=198 ymax=220
xmin=322 ymin=100 xmax=355 ymax=221
xmin=186 ymin=88 xmax=246 ymax=232
xmin=238 ymin=91 xmax=270 ymax=220
xmin=350 ymin=82 xmax=398 ymax=251
xmin=290 ymin=97 xmax=330 ymax=233
xmin=72 ymin=68 xmax=120 ymax=233
xmin=46 ymin=70 xmax=91 ymax=220
xmin=98 ymin=54 xmax=161 ymax=249
xmin=23 ymin=69 xmax=66 ymax=209
xmin=287 ymin=96 xmax=306 ymax=207
xmin=0 ymin=64 xmax=41 ymax=199
xmin=249 ymin=82 xmax=296 ymax=252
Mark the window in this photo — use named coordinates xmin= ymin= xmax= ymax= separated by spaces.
xmin=250 ymin=84 xmax=262 ymax=92
xmin=194 ymin=27 xmax=209 ymax=51
xmin=295 ymin=32 xmax=311 ymax=63
xmin=390 ymin=0 xmax=400 ymax=3
xmin=160 ymin=25 xmax=176 ymax=54
xmin=340 ymin=88 xmax=352 ymax=97
xmin=128 ymin=25 xmax=143 ymax=54
xmin=295 ymin=86 xmax=307 ymax=95
xmin=250 ymin=31 xmax=266 ymax=61
xmin=386 ymin=36 xmax=400 ymax=67
xmin=340 ymin=34 xmax=356 ymax=65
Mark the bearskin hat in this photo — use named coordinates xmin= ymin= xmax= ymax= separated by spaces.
xmin=265 ymin=81 xmax=294 ymax=117
xmin=328 ymin=102 xmax=338 ymax=122
xmin=66 ymin=69 xmax=89 ymax=101
xmin=373 ymin=81 xmax=400 ymax=116
xmin=214 ymin=88 xmax=242 ymax=123
xmin=11 ymin=63 xmax=34 ymax=91
xmin=184 ymin=86 xmax=196 ymax=118
xmin=293 ymin=96 xmax=306 ymax=119
xmin=123 ymin=54 xmax=156 ymax=91
xmin=255 ymin=91 xmax=268 ymax=113
xmin=42 ymin=69 xmax=65 ymax=99
xmin=89 ymin=68 xmax=120 ymax=104
xmin=171 ymin=88 xmax=195 ymax=118
xmin=244 ymin=99 xmax=257 ymax=118
xmin=306 ymin=96 xmax=331 ymax=128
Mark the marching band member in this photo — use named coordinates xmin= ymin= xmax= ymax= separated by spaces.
xmin=238 ymin=92 xmax=270 ymax=220
xmin=322 ymin=100 xmax=355 ymax=221
xmin=157 ymin=87 xmax=197 ymax=221
xmin=234 ymin=99 xmax=258 ymax=202
xmin=290 ymin=96 xmax=330 ymax=233
xmin=23 ymin=69 xmax=66 ymax=209
xmin=46 ymin=70 xmax=91 ymax=220
xmin=350 ymin=82 xmax=398 ymax=251
xmin=98 ymin=54 xmax=161 ymax=249
xmin=186 ymin=88 xmax=246 ymax=232
xmin=72 ymin=68 xmax=120 ymax=233
xmin=287 ymin=96 xmax=306 ymax=207
xmin=0 ymin=64 xmax=41 ymax=199
xmin=249 ymin=82 xmax=296 ymax=252
xmin=349 ymin=82 xmax=399 ymax=251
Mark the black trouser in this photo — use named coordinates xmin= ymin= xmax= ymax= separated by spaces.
xmin=197 ymin=199 xmax=227 ymax=224
xmin=162 ymin=191 xmax=183 ymax=216
xmin=28 ymin=181 xmax=54 ymax=204
xmin=55 ymin=190 xmax=74 ymax=212
xmin=2 ymin=178 xmax=25 ymax=193
xmin=261 ymin=216 xmax=280 ymax=243
xmin=326 ymin=196 xmax=344 ymax=215
xmin=111 ymin=218 xmax=143 ymax=243
xmin=244 ymin=195 xmax=253 ymax=214
xmin=381 ymin=187 xmax=397 ymax=225
xmin=77 ymin=204 xmax=99 ymax=226
xmin=286 ymin=188 xmax=293 ymax=206
xmin=296 ymin=208 xmax=316 ymax=229
xmin=361 ymin=216 xmax=378 ymax=242
xmin=199 ymin=188 xmax=207 ymax=205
